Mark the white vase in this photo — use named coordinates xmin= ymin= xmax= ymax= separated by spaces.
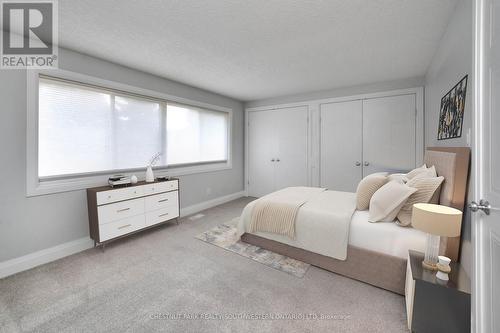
xmin=145 ymin=166 xmax=155 ymax=183
xmin=130 ymin=175 xmax=138 ymax=184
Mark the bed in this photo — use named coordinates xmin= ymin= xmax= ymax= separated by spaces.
xmin=238 ymin=147 xmax=470 ymax=295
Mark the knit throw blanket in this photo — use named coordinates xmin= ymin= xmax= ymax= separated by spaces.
xmin=249 ymin=187 xmax=327 ymax=239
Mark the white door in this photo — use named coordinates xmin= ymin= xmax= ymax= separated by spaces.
xmin=362 ymin=94 xmax=416 ymax=176
xmin=473 ymin=1 xmax=500 ymax=332
xmin=248 ymin=110 xmax=278 ymax=197
xmin=274 ymin=106 xmax=309 ymax=190
xmin=320 ymin=100 xmax=363 ymax=192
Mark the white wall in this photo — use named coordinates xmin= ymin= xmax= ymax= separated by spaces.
xmin=245 ymin=76 xmax=424 ymax=108
xmin=424 ymin=0 xmax=473 ymax=277
xmin=0 ymin=48 xmax=244 ymax=263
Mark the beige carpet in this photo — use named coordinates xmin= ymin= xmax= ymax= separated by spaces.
xmin=0 ymin=197 xmax=408 ymax=332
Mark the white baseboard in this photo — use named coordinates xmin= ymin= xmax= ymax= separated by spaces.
xmin=180 ymin=191 xmax=246 ymax=217
xmin=0 ymin=190 xmax=246 ymax=279
xmin=0 ymin=237 xmax=94 ymax=279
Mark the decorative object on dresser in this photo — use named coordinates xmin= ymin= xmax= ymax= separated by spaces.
xmin=87 ymin=178 xmax=179 ymax=247
xmin=411 ymin=203 xmax=462 ymax=270
xmin=108 ymin=174 xmax=132 ymax=187
xmin=405 ymin=250 xmax=470 ymax=333
xmin=145 ymin=152 xmax=162 ymax=183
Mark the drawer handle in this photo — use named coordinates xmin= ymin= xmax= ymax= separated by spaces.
xmin=159 ymin=212 xmax=169 ymax=217
xmin=118 ymin=224 xmax=132 ymax=230
xmin=158 ymin=199 xmax=169 ymax=203
xmin=117 ymin=208 xmax=131 ymax=213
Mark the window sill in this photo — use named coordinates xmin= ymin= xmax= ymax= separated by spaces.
xmin=27 ymin=162 xmax=232 ymax=197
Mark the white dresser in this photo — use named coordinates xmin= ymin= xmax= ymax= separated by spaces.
xmin=87 ymin=179 xmax=180 ymax=245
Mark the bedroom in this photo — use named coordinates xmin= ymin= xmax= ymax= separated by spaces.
xmin=0 ymin=0 xmax=498 ymax=332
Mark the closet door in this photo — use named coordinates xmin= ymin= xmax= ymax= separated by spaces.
xmin=248 ymin=110 xmax=278 ymax=197
xmin=362 ymin=94 xmax=416 ymax=175
xmin=274 ymin=106 xmax=309 ymax=190
xmin=320 ymin=100 xmax=363 ymax=192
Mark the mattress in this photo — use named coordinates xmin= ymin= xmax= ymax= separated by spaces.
xmin=349 ymin=210 xmax=427 ymax=259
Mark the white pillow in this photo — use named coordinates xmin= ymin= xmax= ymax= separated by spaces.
xmin=388 ymin=173 xmax=407 ymax=184
xmin=405 ymin=164 xmax=427 ymax=179
xmin=356 ymin=173 xmax=389 ymax=210
xmin=396 ymin=176 xmax=445 ymax=227
xmin=406 ymin=165 xmax=437 ymax=180
xmin=369 ymin=181 xmax=417 ymax=222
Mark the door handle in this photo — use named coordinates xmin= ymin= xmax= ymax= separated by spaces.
xmin=469 ymin=199 xmax=499 ymax=215
xmin=355 ymin=161 xmax=361 ymax=166
xmin=364 ymin=161 xmax=370 ymax=166
xmin=276 ymin=159 xmax=280 ymax=162
xmin=271 ymin=159 xmax=275 ymax=162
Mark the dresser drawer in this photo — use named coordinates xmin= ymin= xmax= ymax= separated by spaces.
xmin=145 ymin=191 xmax=178 ymax=212
xmin=145 ymin=205 xmax=179 ymax=227
xmin=99 ymin=215 xmax=146 ymax=242
xmin=97 ymin=197 xmax=145 ymax=224
xmin=143 ymin=180 xmax=178 ymax=195
xmin=96 ymin=186 xmax=144 ymax=205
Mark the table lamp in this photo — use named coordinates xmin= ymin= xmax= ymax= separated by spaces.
xmin=411 ymin=203 xmax=462 ymax=270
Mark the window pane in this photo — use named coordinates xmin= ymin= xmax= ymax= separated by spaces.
xmin=39 ymin=80 xmax=113 ymax=177
xmin=113 ymin=95 xmax=162 ymax=169
xmin=166 ymin=104 xmax=228 ymax=165
xmin=38 ymin=79 xmax=162 ymax=177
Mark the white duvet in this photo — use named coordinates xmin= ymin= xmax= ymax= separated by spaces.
xmin=237 ymin=188 xmax=357 ymax=260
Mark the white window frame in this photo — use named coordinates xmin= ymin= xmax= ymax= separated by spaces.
xmin=27 ymin=69 xmax=233 ymax=196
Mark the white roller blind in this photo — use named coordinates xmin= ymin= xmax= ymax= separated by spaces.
xmin=38 ymin=77 xmax=229 ymax=179
xmin=38 ymin=79 xmax=162 ymax=177
xmin=166 ymin=104 xmax=229 ymax=165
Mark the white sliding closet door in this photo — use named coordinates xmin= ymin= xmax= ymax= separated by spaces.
xmin=362 ymin=94 xmax=416 ymax=175
xmin=247 ymin=106 xmax=308 ymax=197
xmin=320 ymin=100 xmax=363 ymax=192
xmin=275 ymin=106 xmax=308 ymax=190
xmin=248 ymin=110 xmax=278 ymax=197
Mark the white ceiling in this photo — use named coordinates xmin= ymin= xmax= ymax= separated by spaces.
xmin=59 ymin=0 xmax=457 ymax=102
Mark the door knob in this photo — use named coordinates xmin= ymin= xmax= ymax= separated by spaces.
xmin=355 ymin=161 xmax=361 ymax=166
xmin=469 ymin=199 xmax=498 ymax=215
xmin=276 ymin=159 xmax=280 ymax=162
xmin=364 ymin=161 xmax=370 ymax=166
xmin=271 ymin=159 xmax=275 ymax=162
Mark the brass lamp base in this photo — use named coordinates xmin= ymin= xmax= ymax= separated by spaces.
xmin=422 ymin=260 xmax=438 ymax=271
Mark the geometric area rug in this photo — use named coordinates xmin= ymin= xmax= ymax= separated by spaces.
xmin=195 ymin=218 xmax=310 ymax=278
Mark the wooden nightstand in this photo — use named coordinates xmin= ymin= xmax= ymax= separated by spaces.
xmin=405 ymin=250 xmax=471 ymax=333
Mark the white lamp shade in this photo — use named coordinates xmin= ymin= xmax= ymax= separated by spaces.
xmin=411 ymin=203 xmax=462 ymax=237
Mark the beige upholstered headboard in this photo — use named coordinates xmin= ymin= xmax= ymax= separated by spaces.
xmin=424 ymin=147 xmax=470 ymax=261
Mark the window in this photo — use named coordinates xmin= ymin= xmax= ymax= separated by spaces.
xmin=166 ymin=104 xmax=229 ymax=166
xmin=33 ymin=74 xmax=230 ymax=189
xmin=39 ymin=79 xmax=164 ymax=177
